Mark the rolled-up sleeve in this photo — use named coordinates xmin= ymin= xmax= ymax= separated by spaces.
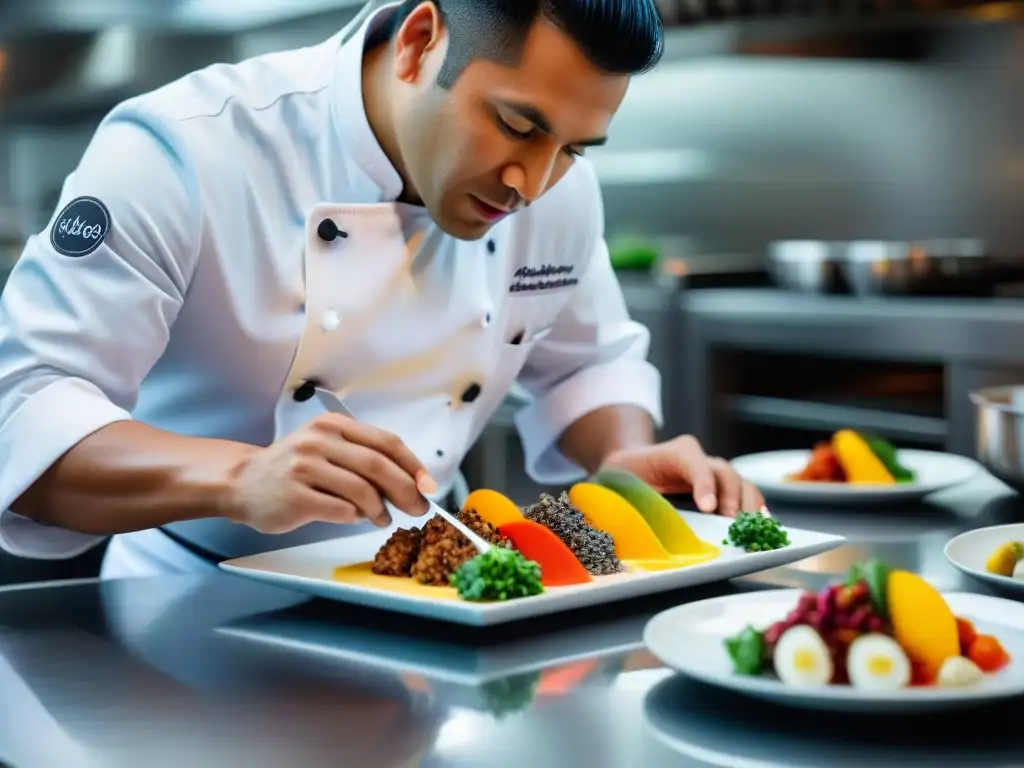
xmin=0 ymin=109 xmax=201 ymax=559
xmin=513 ymin=167 xmax=663 ymax=484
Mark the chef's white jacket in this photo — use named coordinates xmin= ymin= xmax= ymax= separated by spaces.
xmin=0 ymin=2 xmax=662 ymax=577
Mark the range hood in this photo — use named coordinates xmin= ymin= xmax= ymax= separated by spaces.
xmin=0 ymin=29 xmax=239 ymax=121
xmin=3 ymin=0 xmax=1022 ymax=120
xmin=655 ymin=0 xmax=1024 ymax=26
xmin=652 ymin=0 xmax=1024 ymax=59
xmin=0 ymin=0 xmax=366 ymax=34
xmin=0 ymin=0 xmax=369 ymax=121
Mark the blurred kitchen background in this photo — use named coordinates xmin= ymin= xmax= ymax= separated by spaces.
xmin=4 ymin=0 xmax=1024 ymax=581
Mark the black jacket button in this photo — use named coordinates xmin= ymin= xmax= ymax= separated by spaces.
xmin=486 ymin=239 xmax=496 ymax=254
xmin=293 ymin=380 xmax=319 ymax=402
xmin=460 ymin=383 xmax=482 ymax=403
xmin=317 ymin=219 xmax=348 ymax=242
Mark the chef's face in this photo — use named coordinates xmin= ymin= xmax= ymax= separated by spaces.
xmin=390 ymin=3 xmax=629 ymax=240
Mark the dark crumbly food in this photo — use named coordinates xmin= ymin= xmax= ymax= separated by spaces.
xmin=524 ymin=492 xmax=623 ymax=575
xmin=371 ymin=527 xmax=422 ymax=577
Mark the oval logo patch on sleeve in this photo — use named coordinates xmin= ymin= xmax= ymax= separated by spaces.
xmin=49 ymin=196 xmax=111 ymax=257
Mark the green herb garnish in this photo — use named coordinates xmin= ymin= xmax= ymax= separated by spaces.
xmin=450 ymin=547 xmax=544 ymax=602
xmin=723 ymin=510 xmax=791 ymax=552
xmin=844 ymin=557 xmax=892 ymax=618
xmin=725 ymin=625 xmax=766 ymax=675
xmin=860 ymin=433 xmax=916 ymax=483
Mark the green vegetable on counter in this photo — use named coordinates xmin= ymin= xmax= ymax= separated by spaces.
xmin=844 ymin=557 xmax=892 ymax=619
xmin=723 ymin=510 xmax=791 ymax=552
xmin=607 ymin=236 xmax=659 ymax=271
xmin=725 ymin=625 xmax=766 ymax=676
xmin=860 ymin=433 xmax=915 ymax=483
xmin=450 ymin=547 xmax=544 ymax=602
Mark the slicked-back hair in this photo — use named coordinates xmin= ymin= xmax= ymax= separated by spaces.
xmin=379 ymin=0 xmax=664 ymax=88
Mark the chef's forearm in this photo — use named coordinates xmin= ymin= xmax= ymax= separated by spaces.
xmin=557 ymin=404 xmax=656 ymax=474
xmin=10 ymin=421 xmax=258 ymax=535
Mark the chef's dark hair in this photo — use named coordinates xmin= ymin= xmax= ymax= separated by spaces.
xmin=379 ymin=0 xmax=664 ymax=87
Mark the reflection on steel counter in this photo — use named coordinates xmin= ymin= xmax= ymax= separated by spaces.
xmin=0 ymin=472 xmax=1020 ymax=766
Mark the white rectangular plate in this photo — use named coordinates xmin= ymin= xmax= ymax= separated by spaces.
xmin=218 ymin=512 xmax=846 ymax=626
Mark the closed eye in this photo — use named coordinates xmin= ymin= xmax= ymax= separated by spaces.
xmin=498 ymin=116 xmax=582 ymax=158
xmin=498 ymin=117 xmax=535 ymax=141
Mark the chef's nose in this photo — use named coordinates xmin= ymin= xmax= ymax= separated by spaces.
xmin=501 ymin=152 xmax=557 ymax=204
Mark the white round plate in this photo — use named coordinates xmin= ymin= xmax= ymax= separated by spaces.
xmin=945 ymin=524 xmax=1024 ymax=597
xmin=644 ymin=589 xmax=1024 ymax=713
xmin=643 ymin=675 xmax=1021 ymax=768
xmin=731 ymin=449 xmax=981 ymax=505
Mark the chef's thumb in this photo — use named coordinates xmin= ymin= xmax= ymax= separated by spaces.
xmin=415 ymin=470 xmax=437 ymax=496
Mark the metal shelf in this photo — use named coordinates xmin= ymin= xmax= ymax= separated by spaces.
xmin=723 ymin=394 xmax=948 ymax=443
xmin=660 ymin=0 xmax=1024 ymax=28
xmin=655 ymin=0 xmax=1024 ymax=59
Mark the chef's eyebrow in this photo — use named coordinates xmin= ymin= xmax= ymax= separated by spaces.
xmin=496 ymin=99 xmax=608 ymax=147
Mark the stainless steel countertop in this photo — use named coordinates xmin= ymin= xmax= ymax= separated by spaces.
xmin=1 ymin=474 xmax=1022 ymax=768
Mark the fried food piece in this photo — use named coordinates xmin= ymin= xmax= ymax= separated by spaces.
xmin=371 ymin=527 xmax=423 ymax=576
xmin=410 ymin=509 xmax=515 ymax=586
xmin=370 ymin=507 xmax=516 ymax=585
xmin=411 ymin=517 xmax=479 ymax=585
xmin=460 ymin=507 xmax=512 ymax=548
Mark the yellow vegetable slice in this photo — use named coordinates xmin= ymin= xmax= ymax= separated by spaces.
xmin=461 ymin=489 xmax=524 ymax=528
xmin=986 ymin=541 xmax=1024 ymax=577
xmin=589 ymin=467 xmax=717 ymax=557
xmin=832 ymin=429 xmax=895 ymax=484
xmin=568 ymin=483 xmax=671 ymax=560
xmin=888 ymin=570 xmax=960 ymax=675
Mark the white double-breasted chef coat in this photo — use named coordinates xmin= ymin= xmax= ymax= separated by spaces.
xmin=0 ymin=1 xmax=662 ymax=579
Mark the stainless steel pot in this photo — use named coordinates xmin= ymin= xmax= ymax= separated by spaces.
xmin=970 ymin=385 xmax=1024 ymax=493
xmin=842 ymin=239 xmax=1017 ymax=297
xmin=767 ymin=240 xmax=849 ymax=293
xmin=767 ymin=237 xmax=1024 ymax=296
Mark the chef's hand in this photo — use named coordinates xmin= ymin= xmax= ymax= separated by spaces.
xmin=600 ymin=435 xmax=766 ymax=518
xmin=224 ymin=413 xmax=434 ymax=534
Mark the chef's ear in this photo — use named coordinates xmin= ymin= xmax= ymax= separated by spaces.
xmin=393 ymin=1 xmax=446 ymax=83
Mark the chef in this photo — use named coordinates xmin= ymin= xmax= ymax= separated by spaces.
xmin=0 ymin=0 xmax=764 ymax=579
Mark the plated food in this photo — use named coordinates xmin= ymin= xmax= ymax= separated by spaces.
xmin=732 ymin=446 xmax=980 ymax=506
xmin=332 ymin=469 xmax=788 ymax=603
xmin=725 ymin=558 xmax=1010 ymax=690
xmin=788 ymin=429 xmax=916 ymax=485
xmin=985 ymin=539 xmax=1024 ymax=580
xmin=222 ymin=510 xmax=844 ymax=627
xmin=944 ymin=523 xmax=1024 ymax=597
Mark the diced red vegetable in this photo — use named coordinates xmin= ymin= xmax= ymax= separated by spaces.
xmin=910 ymin=658 xmax=934 ymax=687
xmin=967 ymin=634 xmax=1011 ymax=673
xmin=956 ymin=617 xmax=977 ymax=654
